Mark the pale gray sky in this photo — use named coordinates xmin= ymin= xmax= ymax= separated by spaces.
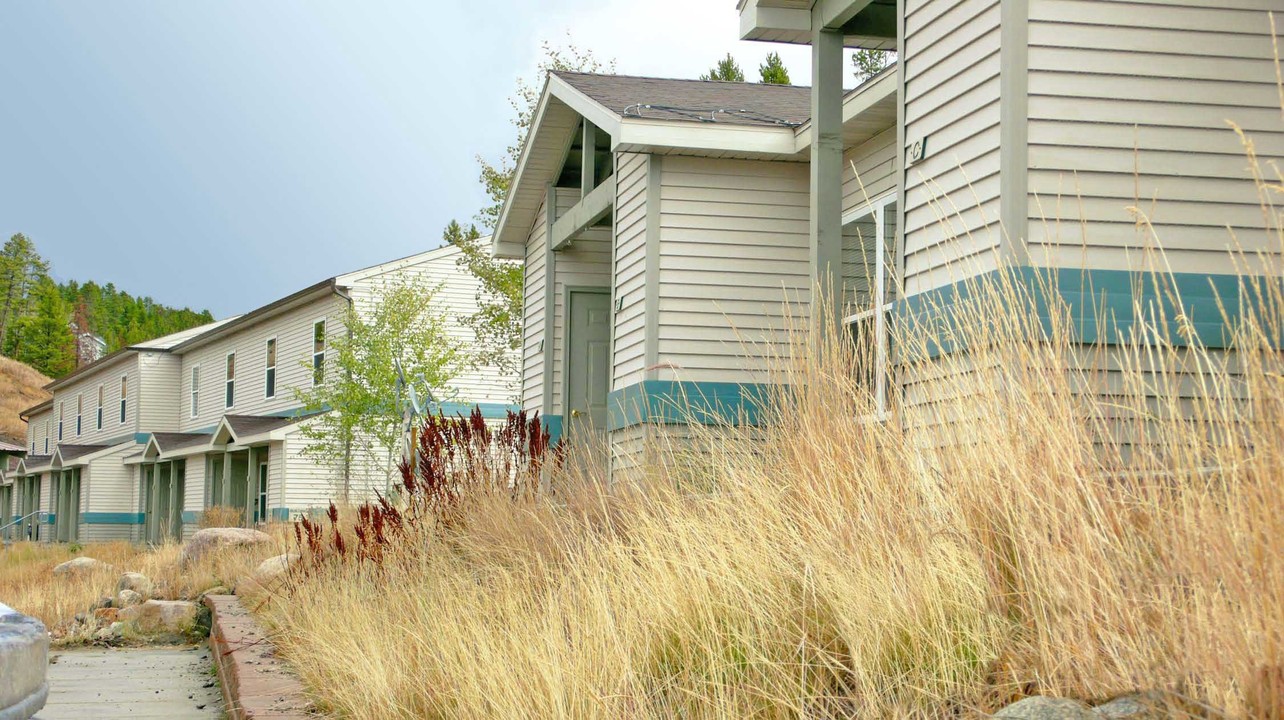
xmin=1 ymin=1 xmax=827 ymax=317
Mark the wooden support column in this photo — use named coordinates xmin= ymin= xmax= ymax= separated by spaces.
xmin=167 ymin=460 xmax=178 ymax=540
xmin=581 ymin=120 xmax=597 ymax=199
xmin=221 ymin=452 xmax=231 ymax=507
xmin=810 ymin=21 xmax=845 ymax=329
xmin=244 ymin=449 xmax=255 ymax=528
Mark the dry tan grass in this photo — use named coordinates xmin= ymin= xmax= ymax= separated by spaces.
xmin=0 ymin=354 xmax=50 ymax=444
xmin=0 ymin=530 xmax=290 ymax=642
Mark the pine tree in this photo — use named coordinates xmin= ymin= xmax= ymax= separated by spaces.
xmin=12 ymin=278 xmax=76 ymax=378
xmin=758 ymin=52 xmax=791 ymax=85
xmin=700 ymin=53 xmax=745 ymax=82
xmin=0 ymin=234 xmax=50 ymax=351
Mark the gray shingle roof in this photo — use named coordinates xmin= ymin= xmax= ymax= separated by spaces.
xmin=225 ymin=414 xmax=308 ymax=439
xmin=56 ymin=444 xmax=112 ymax=461
xmin=150 ymin=432 xmax=213 ymax=453
xmin=554 ymin=71 xmax=812 ymax=127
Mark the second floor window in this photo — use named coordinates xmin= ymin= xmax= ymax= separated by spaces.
xmin=191 ymin=365 xmax=200 ymax=418
xmin=265 ymin=338 xmax=276 ymax=399
xmin=312 ymin=320 xmax=326 ymax=386
xmin=76 ymin=395 xmax=82 ymax=436
xmin=96 ymin=385 xmax=103 ymax=430
xmin=57 ymin=402 xmax=63 ymax=441
xmin=119 ymin=376 xmax=128 ymax=424
xmin=225 ymin=353 xmax=236 ymax=409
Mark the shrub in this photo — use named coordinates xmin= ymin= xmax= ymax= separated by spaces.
xmin=198 ymin=505 xmax=245 ymax=529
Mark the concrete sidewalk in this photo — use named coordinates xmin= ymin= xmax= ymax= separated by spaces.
xmin=36 ymin=646 xmax=222 ymax=719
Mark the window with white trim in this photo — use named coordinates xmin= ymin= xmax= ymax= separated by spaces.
xmin=841 ymin=194 xmax=898 ymax=415
xmin=264 ymin=338 xmax=277 ymax=398
xmin=190 ymin=365 xmax=200 ymax=418
xmin=225 ymin=352 xmax=236 ymax=409
xmin=119 ymin=375 xmax=128 ymax=424
xmin=57 ymin=402 xmax=63 ymax=441
xmin=96 ymin=385 xmax=103 ymax=430
xmin=311 ymin=320 xmax=326 ymax=386
xmin=76 ymin=395 xmax=82 ymax=436
xmin=44 ymin=421 xmax=49 ymax=453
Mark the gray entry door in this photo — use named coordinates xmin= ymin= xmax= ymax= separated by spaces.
xmin=566 ymin=290 xmax=611 ymax=438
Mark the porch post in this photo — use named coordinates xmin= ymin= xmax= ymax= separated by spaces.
xmin=244 ymin=449 xmax=255 ymax=528
xmin=810 ymin=20 xmax=845 ymax=329
xmin=167 ymin=460 xmax=178 ymax=540
xmin=581 ymin=120 xmax=597 ymax=198
xmin=221 ymin=451 xmax=231 ymax=507
xmin=149 ymin=464 xmax=161 ymax=544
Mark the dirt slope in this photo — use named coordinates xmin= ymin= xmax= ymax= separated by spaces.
xmin=0 ymin=355 xmax=51 ymax=446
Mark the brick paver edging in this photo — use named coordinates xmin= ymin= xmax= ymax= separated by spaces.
xmin=205 ymin=594 xmax=314 ymax=719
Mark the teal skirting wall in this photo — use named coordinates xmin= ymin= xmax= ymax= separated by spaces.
xmin=83 ymin=512 xmax=145 ymax=525
xmin=608 ymin=381 xmax=779 ymax=432
xmin=181 ymin=511 xmax=199 ymax=524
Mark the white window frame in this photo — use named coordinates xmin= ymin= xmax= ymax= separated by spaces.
xmin=57 ymin=402 xmax=64 ymax=441
xmin=96 ymin=384 xmax=103 ymax=430
xmin=119 ymin=375 xmax=128 ymax=425
xmin=190 ymin=365 xmax=201 ymax=418
xmin=44 ymin=422 xmax=49 ymax=453
xmin=841 ymin=192 xmax=898 ymax=418
xmin=311 ymin=319 xmax=326 ymax=387
xmin=76 ymin=394 xmax=82 ymax=437
xmin=225 ymin=352 xmax=236 ymax=409
xmin=264 ymin=336 xmax=277 ymax=399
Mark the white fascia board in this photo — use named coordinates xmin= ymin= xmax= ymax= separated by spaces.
xmin=616 ymin=119 xmax=798 ymax=157
xmin=546 ymin=75 xmax=623 ymax=141
xmin=335 ymin=244 xmax=465 ymax=286
xmin=738 ymin=0 xmax=811 ymax=43
xmin=492 ymin=81 xmax=557 ymax=259
xmin=793 ymin=70 xmax=897 ymax=152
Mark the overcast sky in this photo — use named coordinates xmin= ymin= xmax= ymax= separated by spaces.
xmin=1 ymin=1 xmax=826 ymax=318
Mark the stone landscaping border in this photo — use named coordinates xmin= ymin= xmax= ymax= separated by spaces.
xmin=205 ymin=594 xmax=313 ymax=719
xmin=0 ymin=602 xmax=47 ymax=720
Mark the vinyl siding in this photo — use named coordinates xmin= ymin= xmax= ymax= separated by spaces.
xmin=613 ymin=152 xmax=650 ymax=390
xmin=182 ymin=458 xmax=205 ymax=540
xmin=78 ymin=444 xmax=140 ymax=542
xmin=902 ymin=0 xmax=1004 ymax=295
xmin=655 ymin=156 xmax=810 ymax=383
xmin=842 ymin=125 xmax=898 ymax=217
xmin=40 ymin=355 xmax=142 ymax=450
xmin=179 ymin=294 xmax=346 ymax=432
xmin=283 ymin=431 xmax=343 ymax=511
xmin=27 ymin=409 xmax=51 ymax=454
xmin=608 ymin=425 xmax=648 ymax=484
xmin=522 ymin=195 xmax=550 ymax=413
xmin=1025 ymin=0 xmax=1284 ymax=274
xmin=345 ymin=246 xmax=517 ymax=407
xmin=137 ymin=352 xmax=181 ymax=432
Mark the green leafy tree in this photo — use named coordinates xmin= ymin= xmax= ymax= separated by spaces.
xmin=853 ymin=49 xmax=894 ymax=83
xmin=758 ymin=52 xmax=791 ymax=85
xmin=294 ymin=277 xmax=463 ymax=498
xmin=448 ymin=38 xmax=613 ymax=376
xmin=701 ymin=53 xmax=745 ymax=82
xmin=10 ymin=277 xmax=75 ymax=377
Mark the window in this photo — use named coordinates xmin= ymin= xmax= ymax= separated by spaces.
xmin=76 ymin=395 xmax=82 ymax=436
xmin=119 ymin=376 xmax=128 ymax=424
xmin=96 ymin=385 xmax=103 ymax=430
xmin=190 ymin=365 xmax=200 ymax=418
xmin=311 ymin=320 xmax=326 ymax=386
xmin=57 ymin=402 xmax=63 ymax=441
xmin=841 ymin=195 xmax=898 ymax=416
xmin=225 ymin=352 xmax=236 ymax=409
xmin=264 ymin=338 xmax=277 ymax=398
xmin=44 ymin=422 xmax=48 ymax=453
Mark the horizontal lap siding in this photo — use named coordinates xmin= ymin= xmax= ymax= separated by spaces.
xmin=656 ymin=156 xmax=810 ymax=383
xmin=43 ymin=356 xmax=141 ymax=450
xmin=179 ymin=294 xmax=346 ymax=433
xmin=614 ymin=153 xmax=650 ymax=390
xmin=284 ymin=432 xmax=342 ymax=511
xmin=843 ymin=126 xmax=898 ymax=216
xmin=346 ymin=247 xmax=517 ymax=407
xmin=182 ymin=459 xmax=205 ymax=540
xmin=27 ymin=410 xmax=50 ymax=455
xmin=138 ymin=353 xmax=181 ymax=432
xmin=522 ymin=197 xmax=549 ymax=413
xmin=79 ymin=445 xmax=138 ymax=541
xmin=903 ymin=0 xmax=1003 ymax=296
xmin=1026 ymin=0 xmax=1284 ymax=274
xmin=609 ymin=425 xmax=648 ymax=484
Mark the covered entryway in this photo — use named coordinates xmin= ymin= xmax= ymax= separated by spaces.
xmin=0 ymin=483 xmax=12 ymax=541
xmin=16 ymin=474 xmax=41 ymax=541
xmin=204 ymin=446 xmax=271 ymax=528
xmin=565 ymin=288 xmax=612 ymax=441
xmin=141 ymin=460 xmax=186 ymax=543
xmin=51 ymin=469 xmax=82 ymax=543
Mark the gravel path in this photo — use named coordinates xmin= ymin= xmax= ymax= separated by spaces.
xmin=36 ymin=645 xmax=223 ymax=719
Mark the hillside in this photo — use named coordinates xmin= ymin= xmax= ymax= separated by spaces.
xmin=0 ymin=355 xmax=50 ymax=445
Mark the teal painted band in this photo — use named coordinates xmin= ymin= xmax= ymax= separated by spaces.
xmin=429 ymin=401 xmax=522 ymax=419
xmin=607 ymin=380 xmax=778 ymax=432
xmin=132 ymin=433 xmax=150 ymax=444
xmin=542 ymin=414 xmax=563 ymax=445
xmin=271 ymin=507 xmax=291 ymax=521
xmin=181 ymin=511 xmax=199 ymax=523
xmin=45 ymin=514 xmax=54 ymax=524
xmin=899 ymin=267 xmax=1284 ymax=357
xmin=83 ymin=512 xmax=144 ymax=525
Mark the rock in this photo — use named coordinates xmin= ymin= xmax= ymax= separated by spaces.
xmin=118 ymin=600 xmax=206 ymax=640
xmin=197 ymin=586 xmax=230 ymax=601
xmin=116 ymin=589 xmax=144 ymax=608
xmin=92 ymin=596 xmax=113 ymax=610
xmin=116 ymin=572 xmax=154 ymax=597
xmin=0 ymin=602 xmax=49 ymax=719
xmin=994 ymin=697 xmax=1101 ymax=719
xmin=52 ymin=556 xmax=111 ymax=575
xmin=93 ymin=607 xmax=119 ymax=624
xmin=253 ymin=553 xmax=299 ymax=582
xmin=180 ymin=527 xmax=273 ymax=565
xmin=1094 ymin=692 xmax=1170 ymax=718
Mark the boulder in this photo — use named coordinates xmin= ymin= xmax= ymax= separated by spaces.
xmin=0 ymin=603 xmax=49 ymax=719
xmin=116 ymin=572 xmax=153 ymax=597
xmin=1094 ymin=691 xmax=1184 ymax=719
xmin=118 ymin=600 xmax=205 ymax=640
xmin=253 ymin=553 xmax=300 ymax=582
xmin=994 ymin=697 xmax=1101 ymax=719
xmin=115 ymin=589 xmax=144 ymax=608
xmin=180 ymin=527 xmax=273 ymax=565
xmin=52 ymin=556 xmax=111 ymax=575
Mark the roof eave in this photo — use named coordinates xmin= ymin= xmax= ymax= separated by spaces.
xmin=169 ymin=279 xmax=340 ymax=354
